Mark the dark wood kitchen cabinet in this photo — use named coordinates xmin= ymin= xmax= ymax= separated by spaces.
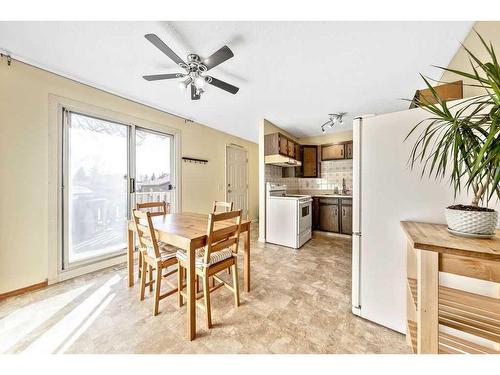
xmin=320 ymin=141 xmax=353 ymax=161
xmin=315 ymin=197 xmax=352 ymax=235
xmin=264 ymin=132 xmax=300 ymax=160
xmin=287 ymin=139 xmax=296 ymax=158
xmin=321 ymin=143 xmax=345 ymax=160
xmin=279 ymin=135 xmax=288 ymax=155
xmin=302 ymin=145 xmax=319 ymax=178
xmin=345 ymin=142 xmax=353 ymax=159
xmin=341 ymin=202 xmax=352 ymax=234
xmin=312 ymin=197 xmax=320 ymax=230
xmin=318 ymin=198 xmax=340 ymax=233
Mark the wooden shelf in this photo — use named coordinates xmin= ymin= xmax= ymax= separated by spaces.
xmin=407 ymin=320 xmax=417 ymax=354
xmin=403 ymin=221 xmax=500 ymax=354
xmin=401 ymin=221 xmax=500 ymax=261
xmin=439 ymin=332 xmax=500 ymax=354
xmin=439 ymin=285 xmax=500 ymax=344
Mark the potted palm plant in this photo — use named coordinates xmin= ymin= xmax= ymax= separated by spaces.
xmin=406 ymin=31 xmax=499 ymax=237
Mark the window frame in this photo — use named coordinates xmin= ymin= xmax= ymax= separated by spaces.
xmin=48 ymin=95 xmax=181 ymax=283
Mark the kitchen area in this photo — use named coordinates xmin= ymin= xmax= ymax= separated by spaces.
xmin=262 ymin=119 xmax=353 ymax=249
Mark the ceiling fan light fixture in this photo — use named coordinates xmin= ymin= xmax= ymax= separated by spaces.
xmin=194 ymin=76 xmax=206 ymax=89
xmin=143 ymin=34 xmax=239 ymax=100
xmin=178 ymin=77 xmax=192 ymax=90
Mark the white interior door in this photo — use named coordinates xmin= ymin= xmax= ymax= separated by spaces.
xmin=226 ymin=145 xmax=248 ymax=218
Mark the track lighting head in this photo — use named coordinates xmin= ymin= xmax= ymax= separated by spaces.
xmin=320 ymin=112 xmax=347 ymax=133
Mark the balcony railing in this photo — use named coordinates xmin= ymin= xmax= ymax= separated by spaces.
xmin=135 ymin=191 xmax=172 ymax=211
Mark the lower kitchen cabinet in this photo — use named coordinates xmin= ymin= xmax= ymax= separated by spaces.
xmin=341 ymin=203 xmax=352 ymax=234
xmin=313 ymin=197 xmax=352 ymax=235
xmin=319 ymin=198 xmax=340 ymax=232
xmin=312 ymin=197 xmax=320 ymax=230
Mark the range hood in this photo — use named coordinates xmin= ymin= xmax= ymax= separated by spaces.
xmin=264 ymin=154 xmax=302 ymax=167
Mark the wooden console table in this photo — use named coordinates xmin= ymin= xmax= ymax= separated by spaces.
xmin=401 ymin=221 xmax=500 ymax=354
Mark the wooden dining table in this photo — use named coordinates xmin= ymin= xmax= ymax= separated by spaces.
xmin=127 ymin=212 xmax=251 ymax=340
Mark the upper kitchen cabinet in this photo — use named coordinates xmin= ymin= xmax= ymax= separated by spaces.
xmin=321 ymin=143 xmax=345 ymax=160
xmin=264 ymin=132 xmax=285 ymax=156
xmin=302 ymin=145 xmax=319 ymax=178
xmin=265 ymin=132 xmax=302 ymax=167
xmin=264 ymin=132 xmax=300 ymax=160
xmin=295 ymin=143 xmax=301 ymax=160
xmin=345 ymin=142 xmax=353 ymax=159
xmin=287 ymin=138 xmax=296 ymax=158
xmin=321 ymin=141 xmax=353 ymax=161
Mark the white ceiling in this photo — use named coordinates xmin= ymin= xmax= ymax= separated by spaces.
xmin=0 ymin=21 xmax=472 ymax=142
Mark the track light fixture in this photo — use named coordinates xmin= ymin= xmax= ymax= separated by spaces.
xmin=320 ymin=112 xmax=347 ymax=133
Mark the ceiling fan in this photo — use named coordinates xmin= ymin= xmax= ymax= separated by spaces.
xmin=142 ymin=34 xmax=239 ymax=100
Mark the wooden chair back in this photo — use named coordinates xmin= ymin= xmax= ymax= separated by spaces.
xmin=131 ymin=209 xmax=161 ymax=259
xmin=203 ymin=210 xmax=242 ymax=265
xmin=136 ymin=201 xmax=169 ymax=216
xmin=212 ymin=201 xmax=234 ymax=213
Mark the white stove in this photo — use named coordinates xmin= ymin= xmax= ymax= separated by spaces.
xmin=265 ymin=183 xmax=312 ymax=248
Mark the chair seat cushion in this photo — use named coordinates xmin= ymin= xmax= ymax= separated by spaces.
xmin=176 ymin=247 xmax=233 ymax=268
xmin=145 ymin=241 xmax=177 ymax=261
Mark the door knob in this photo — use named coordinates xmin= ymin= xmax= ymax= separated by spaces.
xmin=228 ymin=189 xmax=232 ymax=193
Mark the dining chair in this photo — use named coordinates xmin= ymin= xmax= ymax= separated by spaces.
xmin=135 ymin=200 xmax=169 ymax=280
xmin=176 ymin=209 xmax=242 ymax=329
xmin=212 ymin=200 xmax=233 ymax=213
xmin=136 ymin=200 xmax=169 ymax=216
xmin=132 ymin=208 xmax=178 ymax=315
xmin=212 ymin=201 xmax=235 ymax=277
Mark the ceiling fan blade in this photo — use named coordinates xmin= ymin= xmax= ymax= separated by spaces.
xmin=143 ymin=73 xmax=185 ymax=81
xmin=207 ymin=76 xmax=239 ymax=95
xmin=202 ymin=46 xmax=234 ymax=70
xmin=145 ymin=34 xmax=186 ymax=67
xmin=191 ymin=84 xmax=201 ymax=100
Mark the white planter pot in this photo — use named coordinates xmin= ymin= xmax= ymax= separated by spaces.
xmin=445 ymin=207 xmax=498 ymax=236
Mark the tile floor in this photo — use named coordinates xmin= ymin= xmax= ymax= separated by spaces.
xmin=0 ymin=226 xmax=410 ymax=354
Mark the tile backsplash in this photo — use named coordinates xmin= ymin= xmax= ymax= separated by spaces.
xmin=265 ymin=159 xmax=353 ymax=193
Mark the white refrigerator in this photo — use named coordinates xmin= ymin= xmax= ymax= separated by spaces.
xmin=351 ymin=109 xmax=500 ymax=333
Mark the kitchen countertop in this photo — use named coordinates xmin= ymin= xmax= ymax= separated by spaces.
xmin=287 ymin=190 xmax=352 ymax=199
xmin=312 ymin=194 xmax=353 ymax=199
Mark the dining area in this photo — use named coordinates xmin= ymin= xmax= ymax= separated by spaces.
xmin=126 ymin=200 xmax=252 ymax=341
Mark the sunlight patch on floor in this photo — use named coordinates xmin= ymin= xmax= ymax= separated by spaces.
xmin=22 ymin=274 xmax=120 ymax=354
xmin=0 ymin=283 xmax=94 ymax=353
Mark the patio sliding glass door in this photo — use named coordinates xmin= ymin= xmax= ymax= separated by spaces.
xmin=61 ymin=109 xmax=176 ymax=270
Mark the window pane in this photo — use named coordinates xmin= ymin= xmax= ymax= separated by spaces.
xmin=135 ymin=129 xmax=173 ymax=211
xmin=67 ymin=113 xmax=128 ymax=264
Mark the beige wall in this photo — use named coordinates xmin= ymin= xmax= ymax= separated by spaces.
xmin=441 ymin=21 xmax=500 ymax=97
xmin=264 ymin=118 xmax=352 ymax=145
xmin=263 ymin=119 xmax=298 ymax=140
xmin=298 ymin=130 xmax=352 ymax=145
xmin=0 ymin=59 xmax=258 ymax=293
